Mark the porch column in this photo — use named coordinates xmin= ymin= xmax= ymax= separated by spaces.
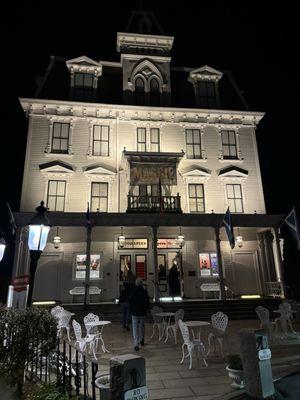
xmin=214 ymin=226 xmax=226 ymax=300
xmin=152 ymin=225 xmax=159 ymax=302
xmin=273 ymin=227 xmax=287 ymax=298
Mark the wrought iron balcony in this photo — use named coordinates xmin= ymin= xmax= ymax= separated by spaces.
xmin=127 ymin=194 xmax=182 ymax=213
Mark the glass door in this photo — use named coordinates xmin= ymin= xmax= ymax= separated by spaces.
xmin=119 ymin=253 xmax=148 ymax=294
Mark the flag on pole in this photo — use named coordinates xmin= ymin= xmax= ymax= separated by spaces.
xmin=7 ymin=202 xmax=17 ymax=237
xmin=222 ymin=207 xmax=235 ymax=249
xmin=281 ymin=207 xmax=300 ymax=249
xmin=86 ymin=202 xmax=92 ymax=227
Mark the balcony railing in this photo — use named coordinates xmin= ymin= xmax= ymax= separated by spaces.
xmin=127 ymin=194 xmax=182 ymax=213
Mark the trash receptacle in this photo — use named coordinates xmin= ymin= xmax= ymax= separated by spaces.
xmin=95 ymin=374 xmax=111 ymax=400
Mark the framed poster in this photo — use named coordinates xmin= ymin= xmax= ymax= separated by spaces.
xmin=75 ymin=254 xmax=101 ymax=279
xmin=210 ymin=253 xmax=219 ymax=276
xmin=199 ymin=253 xmax=211 ymax=276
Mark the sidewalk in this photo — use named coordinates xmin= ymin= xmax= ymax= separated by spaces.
xmin=92 ymin=319 xmax=300 ymax=400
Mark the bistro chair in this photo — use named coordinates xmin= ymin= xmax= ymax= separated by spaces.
xmin=84 ymin=313 xmax=100 ymax=335
xmin=150 ymin=306 xmax=163 ymax=339
xmin=178 ymin=319 xmax=208 ymax=369
xmin=255 ymin=306 xmax=276 ymax=340
xmin=165 ymin=308 xmax=185 ymax=344
xmin=207 ymin=311 xmax=229 ymax=358
xmin=51 ymin=305 xmax=72 ymax=341
xmin=72 ymin=319 xmax=97 ymax=360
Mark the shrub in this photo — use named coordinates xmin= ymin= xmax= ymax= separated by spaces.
xmin=0 ymin=307 xmax=58 ymax=394
xmin=24 ymin=383 xmax=80 ymax=400
xmin=227 ymin=354 xmax=243 ymax=370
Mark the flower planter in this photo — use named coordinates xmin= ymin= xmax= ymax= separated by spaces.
xmin=226 ymin=365 xmax=244 ymax=389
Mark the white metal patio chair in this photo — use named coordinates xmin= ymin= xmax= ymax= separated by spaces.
xmin=178 ymin=319 xmax=208 ymax=369
xmin=255 ymin=306 xmax=276 ymax=340
xmin=72 ymin=319 xmax=97 ymax=360
xmin=150 ymin=306 xmax=163 ymax=339
xmin=165 ymin=308 xmax=185 ymax=344
xmin=51 ymin=306 xmax=72 ymax=341
xmin=275 ymin=302 xmax=297 ymax=337
xmin=207 ymin=311 xmax=229 ymax=358
xmin=83 ymin=312 xmax=103 ymax=349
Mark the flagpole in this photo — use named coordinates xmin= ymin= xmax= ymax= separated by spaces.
xmin=214 ymin=226 xmax=226 ymax=301
xmin=84 ymin=203 xmax=92 ymax=311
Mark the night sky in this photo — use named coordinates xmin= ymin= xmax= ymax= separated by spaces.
xmin=1 ymin=0 xmax=298 ymax=217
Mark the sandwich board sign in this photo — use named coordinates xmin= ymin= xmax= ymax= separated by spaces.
xmin=124 ymin=386 xmax=148 ymax=400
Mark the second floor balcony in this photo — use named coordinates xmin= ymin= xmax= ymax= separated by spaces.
xmin=127 ymin=194 xmax=182 ymax=213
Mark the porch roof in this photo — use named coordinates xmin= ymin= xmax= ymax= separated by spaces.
xmin=13 ymin=212 xmax=284 ymax=228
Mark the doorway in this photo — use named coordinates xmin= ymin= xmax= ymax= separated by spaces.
xmin=157 ymin=251 xmax=181 ymax=297
xmin=119 ymin=253 xmax=148 ymax=294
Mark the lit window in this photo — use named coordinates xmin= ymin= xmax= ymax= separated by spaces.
xmin=51 ymin=123 xmax=69 ymax=154
xmin=226 ymin=184 xmax=243 ymax=213
xmin=92 ymin=125 xmax=109 ymax=156
xmin=186 ymin=129 xmax=202 ymax=159
xmin=91 ymin=182 xmax=108 ymax=212
xmin=189 ymin=184 xmax=205 ymax=213
xmin=137 ymin=128 xmax=147 ymax=152
xmin=221 ymin=130 xmax=238 ymax=159
xmin=47 ymin=180 xmax=66 ymax=211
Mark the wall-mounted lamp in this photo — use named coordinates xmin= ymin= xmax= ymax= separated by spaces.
xmin=236 ymin=228 xmax=243 ymax=248
xmin=118 ymin=226 xmax=126 ymax=248
xmin=53 ymin=227 xmax=61 ymax=249
xmin=177 ymin=227 xmax=185 ymax=248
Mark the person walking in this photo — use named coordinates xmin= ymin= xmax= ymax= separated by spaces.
xmin=119 ymin=283 xmax=132 ymax=330
xmin=129 ymin=278 xmax=150 ymax=351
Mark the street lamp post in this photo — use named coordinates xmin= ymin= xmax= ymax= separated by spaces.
xmin=0 ymin=234 xmax=6 ymax=262
xmin=27 ymin=201 xmax=50 ymax=307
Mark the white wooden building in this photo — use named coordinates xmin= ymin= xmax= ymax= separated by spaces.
xmin=13 ymin=30 xmax=284 ymax=303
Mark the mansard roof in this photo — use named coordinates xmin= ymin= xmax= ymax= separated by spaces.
xmin=33 ymin=57 xmax=248 ymax=111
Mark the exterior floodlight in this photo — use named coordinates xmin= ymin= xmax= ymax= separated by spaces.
xmin=0 ymin=235 xmax=6 ymax=262
xmin=53 ymin=227 xmax=61 ymax=249
xmin=177 ymin=226 xmax=185 ymax=248
xmin=118 ymin=226 xmax=126 ymax=248
xmin=236 ymin=228 xmax=243 ymax=248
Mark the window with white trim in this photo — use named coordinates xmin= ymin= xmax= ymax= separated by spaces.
xmin=92 ymin=125 xmax=109 ymax=156
xmin=189 ymin=184 xmax=205 ymax=213
xmin=51 ymin=122 xmax=70 ymax=154
xmin=91 ymin=182 xmax=108 ymax=212
xmin=186 ymin=129 xmax=202 ymax=159
xmin=137 ymin=128 xmax=146 ymax=152
xmin=150 ymin=128 xmax=160 ymax=152
xmin=47 ymin=180 xmax=66 ymax=211
xmin=221 ymin=130 xmax=238 ymax=159
xmin=226 ymin=184 xmax=243 ymax=213
xmin=197 ymin=81 xmax=217 ymax=108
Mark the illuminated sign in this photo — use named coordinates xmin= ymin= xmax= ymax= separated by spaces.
xmin=119 ymin=238 xmax=148 ymax=249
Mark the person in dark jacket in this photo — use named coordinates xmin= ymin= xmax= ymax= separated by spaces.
xmin=168 ymin=262 xmax=180 ymax=296
xmin=119 ymin=283 xmax=132 ymax=330
xmin=129 ymin=278 xmax=150 ymax=351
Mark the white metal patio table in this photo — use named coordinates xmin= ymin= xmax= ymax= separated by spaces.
xmin=155 ymin=312 xmax=175 ymax=341
xmin=85 ymin=320 xmax=111 ymax=353
xmin=185 ymin=320 xmax=210 ymax=342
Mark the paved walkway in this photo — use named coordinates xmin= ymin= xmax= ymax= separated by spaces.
xmin=87 ymin=319 xmax=300 ymax=399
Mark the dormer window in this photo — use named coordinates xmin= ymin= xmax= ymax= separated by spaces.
xmin=197 ymin=81 xmax=217 ymax=108
xmin=188 ymin=65 xmax=223 ymax=108
xmin=73 ymin=72 xmax=94 ymax=101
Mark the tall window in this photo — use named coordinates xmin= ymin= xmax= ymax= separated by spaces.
xmin=92 ymin=125 xmax=109 ymax=156
xmin=137 ymin=128 xmax=146 ymax=152
xmin=226 ymin=184 xmax=243 ymax=213
xmin=221 ymin=130 xmax=238 ymax=159
xmin=47 ymin=180 xmax=66 ymax=211
xmin=135 ymin=77 xmax=145 ymax=105
xmin=186 ymin=129 xmax=202 ymax=159
xmin=197 ymin=81 xmax=217 ymax=108
xmin=150 ymin=128 xmax=160 ymax=152
xmin=73 ymin=72 xmax=94 ymax=101
xmin=149 ymin=77 xmax=160 ymax=106
xmin=91 ymin=182 xmax=108 ymax=212
xmin=189 ymin=184 xmax=205 ymax=213
xmin=51 ymin=122 xmax=69 ymax=153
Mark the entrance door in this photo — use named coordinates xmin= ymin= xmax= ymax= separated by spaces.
xmin=157 ymin=252 xmax=181 ymax=296
xmin=119 ymin=253 xmax=147 ymax=294
xmin=233 ymin=252 xmax=261 ymax=295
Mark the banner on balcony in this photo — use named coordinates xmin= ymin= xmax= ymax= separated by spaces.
xmin=130 ymin=163 xmax=177 ymax=185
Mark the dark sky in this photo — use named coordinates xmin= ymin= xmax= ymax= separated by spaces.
xmin=1 ymin=0 xmax=298 ymax=215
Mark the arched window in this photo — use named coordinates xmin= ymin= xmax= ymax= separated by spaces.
xmin=135 ymin=77 xmax=145 ymax=105
xmin=149 ymin=77 xmax=160 ymax=106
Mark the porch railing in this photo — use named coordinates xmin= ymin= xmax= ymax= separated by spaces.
xmin=265 ymin=281 xmax=283 ymax=298
xmin=127 ymin=194 xmax=182 ymax=213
